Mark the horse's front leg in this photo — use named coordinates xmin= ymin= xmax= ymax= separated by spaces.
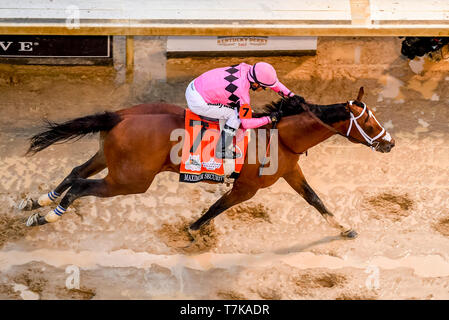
xmin=283 ymin=164 xmax=357 ymax=239
xmin=189 ymin=182 xmax=258 ymax=232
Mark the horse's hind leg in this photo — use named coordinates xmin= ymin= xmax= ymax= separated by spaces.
xmin=283 ymin=164 xmax=357 ymax=239
xmin=26 ymin=175 xmax=152 ymax=226
xmin=19 ymin=151 xmax=106 ymax=211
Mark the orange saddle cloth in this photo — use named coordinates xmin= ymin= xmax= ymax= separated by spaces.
xmin=180 ymin=109 xmax=248 ymax=183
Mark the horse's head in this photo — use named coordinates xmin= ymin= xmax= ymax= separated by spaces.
xmin=343 ymin=87 xmax=395 ymax=153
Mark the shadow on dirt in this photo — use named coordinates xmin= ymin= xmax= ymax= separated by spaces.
xmin=273 ymin=235 xmax=342 ymax=255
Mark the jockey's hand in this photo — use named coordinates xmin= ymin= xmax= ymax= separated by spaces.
xmin=278 ymin=91 xmax=294 ymax=98
xmin=270 ymin=111 xmax=282 ymax=123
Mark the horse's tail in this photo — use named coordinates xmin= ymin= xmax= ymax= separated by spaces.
xmin=26 ymin=111 xmax=123 ymax=155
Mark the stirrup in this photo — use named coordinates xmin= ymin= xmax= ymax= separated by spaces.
xmin=216 ymin=147 xmax=241 ymax=159
xmin=215 ymin=124 xmax=240 ymax=159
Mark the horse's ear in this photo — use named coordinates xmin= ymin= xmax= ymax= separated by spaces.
xmin=356 ymin=87 xmax=364 ymax=101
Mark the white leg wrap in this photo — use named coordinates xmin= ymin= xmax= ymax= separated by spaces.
xmin=44 ymin=205 xmax=66 ymax=223
xmin=38 ymin=190 xmax=60 ymax=206
xmin=38 ymin=194 xmax=53 ymax=207
xmin=44 ymin=211 xmax=60 ymax=223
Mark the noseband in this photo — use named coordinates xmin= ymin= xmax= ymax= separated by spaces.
xmin=346 ymin=101 xmax=391 ymax=151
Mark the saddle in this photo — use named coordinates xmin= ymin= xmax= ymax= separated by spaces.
xmin=179 ymin=110 xmax=249 ymax=183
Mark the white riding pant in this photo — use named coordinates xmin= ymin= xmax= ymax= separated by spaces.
xmin=185 ymin=80 xmax=241 ymax=130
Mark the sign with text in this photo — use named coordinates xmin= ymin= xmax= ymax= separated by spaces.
xmin=167 ymin=36 xmax=317 ymax=57
xmin=0 ymin=35 xmax=111 ymax=58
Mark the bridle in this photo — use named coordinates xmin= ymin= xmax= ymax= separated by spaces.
xmin=346 ymin=101 xmax=391 ymax=151
xmin=301 ymin=100 xmax=391 ymax=152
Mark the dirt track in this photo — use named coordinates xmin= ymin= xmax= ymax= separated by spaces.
xmin=1 ymin=37 xmax=449 ymax=299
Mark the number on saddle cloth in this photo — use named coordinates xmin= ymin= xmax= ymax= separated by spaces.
xmin=180 ymin=110 xmax=224 ymax=183
xmin=239 ymin=104 xmax=252 ymax=120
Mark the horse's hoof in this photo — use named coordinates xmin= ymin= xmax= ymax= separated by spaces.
xmin=341 ymin=229 xmax=358 ymax=239
xmin=180 ymin=239 xmax=197 ymax=250
xmin=17 ymin=199 xmax=41 ymax=211
xmin=26 ymin=213 xmax=48 ymax=227
xmin=187 ymin=227 xmax=200 ymax=241
xmin=18 ymin=199 xmax=31 ymax=211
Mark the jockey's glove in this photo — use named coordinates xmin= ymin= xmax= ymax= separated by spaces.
xmin=270 ymin=111 xmax=283 ymax=123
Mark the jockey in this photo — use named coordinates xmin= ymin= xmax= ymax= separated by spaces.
xmin=185 ymin=61 xmax=294 ymax=159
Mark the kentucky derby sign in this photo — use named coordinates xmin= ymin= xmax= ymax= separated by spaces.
xmin=167 ymin=36 xmax=317 ymax=57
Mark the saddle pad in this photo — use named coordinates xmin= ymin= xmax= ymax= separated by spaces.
xmin=180 ymin=109 xmax=248 ymax=183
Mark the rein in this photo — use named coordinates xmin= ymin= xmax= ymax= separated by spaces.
xmin=258 ymin=97 xmax=285 ymax=176
xmin=259 ymin=98 xmax=391 ymax=168
xmin=298 ymin=100 xmax=390 ymax=152
xmin=300 ymin=102 xmax=344 ymax=137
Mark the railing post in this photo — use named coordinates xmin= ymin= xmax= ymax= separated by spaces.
xmin=126 ymin=35 xmax=134 ymax=82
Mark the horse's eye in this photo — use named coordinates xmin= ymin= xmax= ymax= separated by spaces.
xmin=364 ymin=111 xmax=372 ymax=123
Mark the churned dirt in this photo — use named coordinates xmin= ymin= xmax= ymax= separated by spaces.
xmin=225 ymin=203 xmax=272 ymax=223
xmin=434 ymin=218 xmax=449 ymax=237
xmin=366 ymin=192 xmax=414 ymax=221
xmin=1 ymin=37 xmax=449 ymax=299
xmin=0 ymin=214 xmax=29 ymax=248
xmin=157 ymin=218 xmax=220 ymax=254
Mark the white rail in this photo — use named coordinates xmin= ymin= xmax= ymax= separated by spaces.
xmin=0 ymin=0 xmax=447 ymax=36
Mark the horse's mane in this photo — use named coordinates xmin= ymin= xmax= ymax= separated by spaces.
xmin=262 ymin=95 xmax=351 ymax=125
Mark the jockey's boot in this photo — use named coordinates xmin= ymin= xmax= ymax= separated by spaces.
xmin=215 ymin=124 xmax=241 ymax=159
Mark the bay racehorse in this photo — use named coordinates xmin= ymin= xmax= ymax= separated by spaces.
xmin=21 ymin=87 xmax=394 ymax=241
